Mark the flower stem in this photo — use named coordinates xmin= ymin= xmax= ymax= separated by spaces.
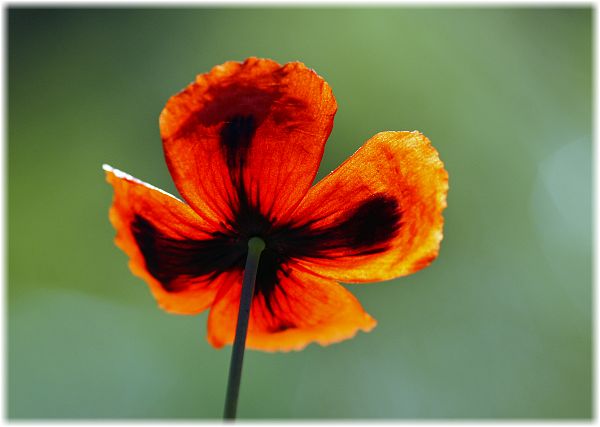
xmin=223 ymin=236 xmax=266 ymax=421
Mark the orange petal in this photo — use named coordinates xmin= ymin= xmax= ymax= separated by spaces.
xmin=160 ymin=57 xmax=337 ymax=227
xmin=207 ymin=263 xmax=376 ymax=352
xmin=104 ymin=165 xmax=230 ymax=314
xmin=288 ymin=131 xmax=448 ymax=282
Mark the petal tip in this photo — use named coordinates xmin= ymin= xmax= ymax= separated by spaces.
xmin=362 ymin=313 xmax=378 ymax=332
xmin=207 ymin=332 xmax=226 ymax=350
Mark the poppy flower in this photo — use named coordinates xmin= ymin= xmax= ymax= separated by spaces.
xmin=104 ymin=57 xmax=448 ymax=352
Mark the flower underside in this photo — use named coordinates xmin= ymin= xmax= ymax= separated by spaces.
xmin=105 ymin=57 xmax=448 ymax=352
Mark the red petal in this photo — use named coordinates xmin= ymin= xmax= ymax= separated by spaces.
xmin=207 ymin=264 xmax=376 ymax=352
xmin=104 ymin=165 xmax=227 ymax=314
xmin=288 ymin=131 xmax=448 ymax=282
xmin=160 ymin=57 xmax=337 ymax=227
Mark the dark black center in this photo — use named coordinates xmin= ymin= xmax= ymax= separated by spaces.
xmin=132 ymin=190 xmax=400 ymax=311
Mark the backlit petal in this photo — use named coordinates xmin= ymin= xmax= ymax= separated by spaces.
xmin=206 ymin=264 xmax=376 ymax=352
xmin=104 ymin=165 xmax=231 ymax=314
xmin=288 ymin=131 xmax=448 ymax=282
xmin=160 ymin=57 xmax=337 ymax=228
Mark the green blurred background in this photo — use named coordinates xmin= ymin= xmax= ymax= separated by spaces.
xmin=8 ymin=7 xmax=592 ymax=419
